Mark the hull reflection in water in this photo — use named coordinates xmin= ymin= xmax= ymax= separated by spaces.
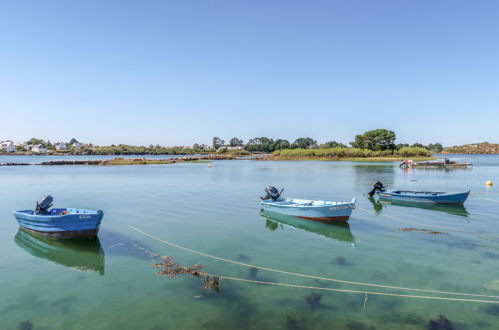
xmin=368 ymin=197 xmax=469 ymax=217
xmin=14 ymin=228 xmax=105 ymax=275
xmin=260 ymin=210 xmax=355 ymax=245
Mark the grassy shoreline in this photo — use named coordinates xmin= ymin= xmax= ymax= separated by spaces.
xmin=265 ymin=155 xmax=437 ymax=162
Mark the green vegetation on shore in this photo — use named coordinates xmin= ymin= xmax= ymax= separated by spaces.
xmin=271 ymin=146 xmax=432 ymax=161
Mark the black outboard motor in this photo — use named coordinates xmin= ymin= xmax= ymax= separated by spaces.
xmin=35 ymin=195 xmax=53 ymax=214
xmin=260 ymin=186 xmax=284 ymax=201
xmin=368 ymin=181 xmax=386 ymax=197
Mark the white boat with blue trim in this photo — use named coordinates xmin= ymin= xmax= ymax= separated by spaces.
xmin=259 ymin=187 xmax=356 ymax=222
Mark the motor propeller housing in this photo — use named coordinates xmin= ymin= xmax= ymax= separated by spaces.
xmin=35 ymin=195 xmax=53 ymax=214
xmin=261 ymin=186 xmax=284 ymax=201
xmin=368 ymin=181 xmax=386 ymax=197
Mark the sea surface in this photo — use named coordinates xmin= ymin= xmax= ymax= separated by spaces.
xmin=1 ymin=154 xmax=499 ymax=329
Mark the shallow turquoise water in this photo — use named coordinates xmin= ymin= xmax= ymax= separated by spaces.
xmin=1 ymin=156 xmax=499 ymax=329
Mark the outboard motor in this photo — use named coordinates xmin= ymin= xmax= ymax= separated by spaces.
xmin=368 ymin=181 xmax=386 ymax=197
xmin=260 ymin=186 xmax=284 ymax=201
xmin=35 ymin=195 xmax=53 ymax=214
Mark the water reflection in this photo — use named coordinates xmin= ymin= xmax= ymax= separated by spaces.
xmin=260 ymin=210 xmax=355 ymax=244
xmin=367 ymin=197 xmax=469 ymax=217
xmin=14 ymin=228 xmax=105 ymax=275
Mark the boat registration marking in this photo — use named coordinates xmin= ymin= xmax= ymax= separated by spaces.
xmin=330 ymin=205 xmax=349 ymax=210
xmin=79 ymin=215 xmax=92 ymax=220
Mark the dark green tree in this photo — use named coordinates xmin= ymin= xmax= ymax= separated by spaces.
xmin=291 ymin=137 xmax=318 ymax=149
xmin=212 ymin=137 xmax=225 ymax=149
xmin=229 ymin=138 xmax=244 ymax=147
xmin=274 ymin=139 xmax=291 ymax=150
xmin=427 ymin=143 xmax=443 ymax=153
xmin=323 ymin=141 xmax=347 ymax=148
xmin=411 ymin=142 xmax=425 ymax=148
xmin=351 ymin=129 xmax=396 ymax=151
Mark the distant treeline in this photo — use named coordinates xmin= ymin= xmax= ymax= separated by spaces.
xmin=210 ymin=129 xmax=443 ymax=153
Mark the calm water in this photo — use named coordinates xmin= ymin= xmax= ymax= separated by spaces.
xmin=1 ymin=155 xmax=499 ymax=329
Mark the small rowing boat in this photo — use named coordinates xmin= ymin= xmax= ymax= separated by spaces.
xmin=259 ymin=186 xmax=356 ymax=222
xmin=13 ymin=195 xmax=104 ymax=239
xmin=368 ymin=182 xmax=469 ymax=204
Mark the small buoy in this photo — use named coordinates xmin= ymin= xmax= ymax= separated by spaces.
xmin=486 ymin=180 xmax=493 ymax=186
xmin=208 ymin=164 xmax=212 ymax=168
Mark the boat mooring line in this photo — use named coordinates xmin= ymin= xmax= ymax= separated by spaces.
xmin=356 ymin=206 xmax=499 ymax=236
xmin=204 ymin=274 xmax=499 ymax=305
xmin=128 ymin=225 xmax=499 ymax=300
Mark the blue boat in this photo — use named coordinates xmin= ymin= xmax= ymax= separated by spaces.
xmin=13 ymin=196 xmax=104 ymax=239
xmin=368 ymin=181 xmax=470 ymax=204
xmin=260 ymin=186 xmax=356 ymax=222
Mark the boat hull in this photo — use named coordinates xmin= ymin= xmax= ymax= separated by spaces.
xmin=377 ymin=190 xmax=469 ymax=204
xmin=13 ymin=208 xmax=104 ymax=239
xmin=260 ymin=198 xmax=356 ymax=223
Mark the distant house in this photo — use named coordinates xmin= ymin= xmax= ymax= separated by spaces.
xmin=219 ymin=145 xmax=243 ymax=151
xmin=72 ymin=142 xmax=84 ymax=148
xmin=31 ymin=144 xmax=48 ymax=154
xmin=54 ymin=142 xmax=67 ymax=150
xmin=0 ymin=141 xmax=16 ymax=153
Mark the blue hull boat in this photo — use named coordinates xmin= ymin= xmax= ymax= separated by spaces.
xmin=260 ymin=198 xmax=356 ymax=222
xmin=13 ymin=195 xmax=103 ymax=239
xmin=376 ymin=190 xmax=470 ymax=204
xmin=260 ymin=186 xmax=355 ymax=222
xmin=13 ymin=208 xmax=104 ymax=239
xmin=368 ymin=182 xmax=469 ymax=204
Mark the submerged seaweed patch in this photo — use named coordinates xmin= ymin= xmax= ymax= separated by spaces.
xmin=153 ymin=256 xmax=220 ymax=292
xmin=399 ymin=228 xmax=446 ymax=235
xmin=18 ymin=321 xmax=33 ymax=330
xmin=345 ymin=320 xmax=376 ymax=330
xmin=333 ymin=256 xmax=354 ymax=266
xmin=427 ymin=315 xmax=455 ymax=330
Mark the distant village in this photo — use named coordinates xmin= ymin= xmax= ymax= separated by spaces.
xmin=0 ymin=138 xmax=90 ymax=154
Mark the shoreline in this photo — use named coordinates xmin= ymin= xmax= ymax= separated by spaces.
xmin=0 ymin=154 xmax=440 ymax=166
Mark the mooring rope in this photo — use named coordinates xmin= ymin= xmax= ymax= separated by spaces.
xmin=128 ymin=225 xmax=499 ymax=300
xmin=356 ymin=206 xmax=499 ymax=236
xmin=203 ymin=273 xmax=499 ymax=304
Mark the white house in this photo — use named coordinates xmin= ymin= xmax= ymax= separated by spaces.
xmin=31 ymin=144 xmax=48 ymax=154
xmin=0 ymin=141 xmax=15 ymax=153
xmin=72 ymin=142 xmax=84 ymax=148
xmin=54 ymin=142 xmax=67 ymax=150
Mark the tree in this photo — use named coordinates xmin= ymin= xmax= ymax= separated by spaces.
xmin=212 ymin=137 xmax=225 ymax=149
xmin=245 ymin=137 xmax=274 ymax=152
xmin=323 ymin=141 xmax=347 ymax=148
xmin=428 ymin=143 xmax=443 ymax=153
xmin=274 ymin=139 xmax=290 ymax=150
xmin=193 ymin=143 xmax=200 ymax=149
xmin=69 ymin=138 xmax=79 ymax=145
xmin=291 ymin=137 xmax=318 ymax=149
xmin=27 ymin=138 xmax=44 ymax=145
xmin=229 ymin=138 xmax=244 ymax=147
xmin=411 ymin=142 xmax=425 ymax=148
xmin=351 ymin=129 xmax=396 ymax=151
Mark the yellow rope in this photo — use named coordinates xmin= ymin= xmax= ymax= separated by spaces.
xmin=128 ymin=225 xmax=499 ymax=300
xmin=206 ymin=274 xmax=499 ymax=304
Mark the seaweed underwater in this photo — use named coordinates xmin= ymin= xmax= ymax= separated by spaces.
xmin=153 ymin=256 xmax=220 ymax=292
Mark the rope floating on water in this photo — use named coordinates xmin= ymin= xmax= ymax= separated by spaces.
xmin=128 ymin=225 xmax=499 ymax=300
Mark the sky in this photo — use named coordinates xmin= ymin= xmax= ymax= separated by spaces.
xmin=1 ymin=0 xmax=498 ymax=147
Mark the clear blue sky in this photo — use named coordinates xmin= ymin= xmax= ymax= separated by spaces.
xmin=1 ymin=0 xmax=498 ymax=147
